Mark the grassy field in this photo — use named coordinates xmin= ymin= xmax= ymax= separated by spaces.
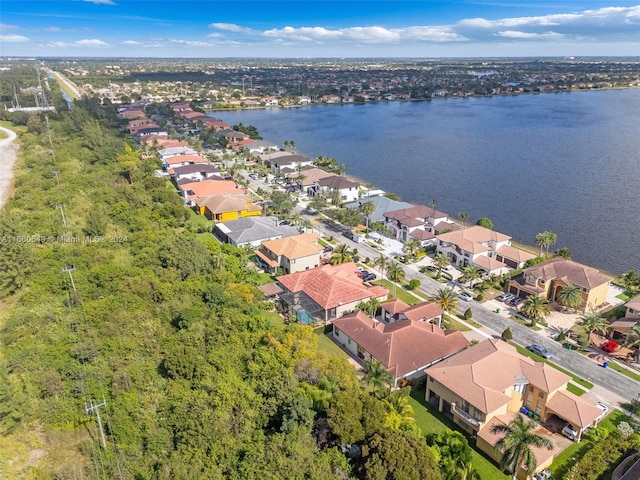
xmin=616 ymin=290 xmax=638 ymax=302
xmin=566 ymin=383 xmax=586 ymax=396
xmin=314 ymin=327 xmax=351 ymax=359
xmin=409 ymin=389 xmax=509 ymax=479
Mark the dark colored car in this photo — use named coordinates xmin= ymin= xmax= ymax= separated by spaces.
xmin=323 ymin=245 xmax=334 ymax=253
xmin=362 ymin=273 xmax=377 ymax=282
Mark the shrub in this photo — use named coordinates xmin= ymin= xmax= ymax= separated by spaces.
xmin=407 ymin=279 xmax=420 ymax=290
xmin=502 ymin=328 xmax=513 ymax=341
xmin=464 ymin=308 xmax=472 ymax=320
xmin=475 ymin=294 xmax=483 ymax=301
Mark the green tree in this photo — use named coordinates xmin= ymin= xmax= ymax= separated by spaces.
xmin=556 ymin=283 xmax=583 ymax=311
xmin=554 ymin=246 xmax=572 ymax=259
xmin=361 ymin=429 xmax=442 ymax=480
xmin=116 ymin=142 xmax=139 ymax=184
xmin=521 ymin=295 xmax=550 ymax=323
xmin=621 ymin=270 xmax=640 ymax=291
xmin=330 ymin=189 xmax=342 ymax=206
xmin=429 ymin=429 xmax=474 ymax=480
xmin=535 ymin=231 xmax=558 ymax=256
xmin=360 ymin=359 xmax=393 ymax=394
xmin=476 ymin=217 xmax=493 ymax=230
xmin=433 ymin=287 xmax=459 ymax=314
xmin=383 ymin=388 xmax=417 ymax=432
xmin=402 ymin=238 xmax=422 ymax=262
xmin=327 ymin=391 xmax=365 ymax=445
xmin=461 ymin=264 xmax=482 ymax=287
xmin=624 ymin=324 xmax=640 ymax=362
xmin=386 ymin=262 xmax=406 ymax=297
xmin=373 ymin=254 xmax=389 ymax=280
xmin=457 ymin=211 xmax=469 ymax=228
xmin=330 ymin=244 xmax=353 ymax=265
xmin=578 ymin=310 xmax=608 ymax=341
xmin=491 ymin=415 xmax=553 ymax=480
xmin=433 ymin=253 xmax=450 ymax=280
xmin=360 ymin=201 xmax=376 ymax=232
xmin=502 ymin=328 xmax=513 ymax=341
xmin=269 ymin=191 xmax=295 ymax=215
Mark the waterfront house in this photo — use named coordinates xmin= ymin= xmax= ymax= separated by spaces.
xmin=171 ymin=164 xmax=220 ymax=182
xmin=508 ymin=258 xmax=612 ymax=311
xmin=436 ymin=225 xmax=534 ymax=275
xmin=608 ymin=295 xmax=640 ymax=340
xmin=158 ymin=146 xmax=199 ymax=162
xmin=213 ymin=216 xmax=300 ymax=248
xmin=244 ymin=140 xmax=278 ymax=154
xmin=383 ymin=204 xmax=453 ymax=243
xmin=425 ymin=339 xmax=603 ymax=474
xmin=270 ymin=155 xmax=315 ymax=175
xmin=254 ymin=233 xmax=323 ymax=275
xmin=310 ymin=176 xmax=360 ymax=204
xmin=196 ymin=194 xmax=261 ymax=222
xmin=277 ymin=262 xmax=388 ymax=324
xmin=332 ymin=308 xmax=469 ymax=387
xmin=164 ymin=154 xmax=208 ymax=171
xmin=344 ymin=196 xmax=413 ymax=224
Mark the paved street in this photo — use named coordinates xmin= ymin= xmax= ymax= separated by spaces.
xmin=242 ymin=170 xmax=639 ymax=406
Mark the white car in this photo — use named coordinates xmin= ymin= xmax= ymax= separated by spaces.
xmin=458 ymin=292 xmax=473 ymax=302
xmin=596 ymin=402 xmax=608 ymax=420
xmin=562 ymin=423 xmax=578 ymax=441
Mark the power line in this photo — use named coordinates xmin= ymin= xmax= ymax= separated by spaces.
xmin=55 ymin=204 xmax=67 ymax=227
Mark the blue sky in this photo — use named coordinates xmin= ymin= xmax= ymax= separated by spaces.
xmin=1 ymin=1 xmax=639 ymax=57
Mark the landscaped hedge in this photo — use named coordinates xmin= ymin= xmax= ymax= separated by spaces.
xmin=566 ymin=430 xmax=640 ymax=480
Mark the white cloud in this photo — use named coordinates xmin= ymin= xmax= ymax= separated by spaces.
xmin=0 ymin=23 xmax=20 ymax=31
xmin=83 ymin=0 xmax=116 ymax=5
xmin=0 ymin=33 xmax=30 ymax=43
xmin=209 ymin=23 xmax=254 ymax=33
xmin=122 ymin=40 xmax=162 ymax=48
xmin=169 ymin=39 xmax=217 ymax=47
xmin=262 ymin=25 xmax=465 ymax=43
xmin=76 ymin=38 xmax=109 ymax=47
xmin=495 ymin=30 xmax=564 ymax=39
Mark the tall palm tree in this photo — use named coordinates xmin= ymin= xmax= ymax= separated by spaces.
xmin=373 ymin=254 xmax=389 ymax=280
xmin=521 ymin=295 xmax=550 ymax=323
xmin=624 ymin=324 xmax=640 ymax=362
xmin=621 ymin=270 xmax=640 ymax=291
xmin=360 ymin=201 xmax=376 ymax=232
xmin=360 ymin=359 xmax=393 ymax=395
xmin=402 ymin=238 xmax=422 ymax=262
xmin=578 ymin=310 xmax=609 ymax=341
xmin=384 ymin=389 xmax=416 ymax=430
xmin=433 ymin=253 xmax=450 ymax=280
xmin=457 ymin=211 xmax=469 ymax=229
xmin=461 ymin=265 xmax=482 ymax=288
xmin=491 ymin=415 xmax=553 ymax=480
xmin=330 ymin=244 xmax=353 ymax=265
xmin=299 ymin=219 xmax=313 ymax=233
xmin=556 ymin=283 xmax=583 ymax=311
xmin=356 ymin=298 xmax=381 ymax=318
xmin=433 ymin=287 xmax=459 ymax=314
xmin=386 ymin=262 xmax=406 ymax=298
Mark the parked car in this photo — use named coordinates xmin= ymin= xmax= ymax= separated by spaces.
xmin=497 ymin=292 xmax=514 ymax=302
xmin=323 ymin=245 xmax=333 ymax=253
xmin=534 ymin=469 xmax=552 ymax=480
xmin=602 ymin=340 xmax=619 ymax=353
xmin=458 ymin=292 xmax=473 ymax=302
xmin=362 ymin=273 xmax=377 ymax=282
xmin=562 ymin=423 xmax=578 ymax=441
xmin=359 ymin=270 xmax=370 ymax=278
xmin=279 ymin=220 xmax=291 ymax=226
xmin=526 ymin=344 xmax=552 ymax=359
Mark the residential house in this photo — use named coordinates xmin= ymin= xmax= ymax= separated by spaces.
xmin=608 ymin=295 xmax=640 ymax=340
xmin=298 ymin=96 xmax=312 ymax=105
xmin=158 ymin=146 xmax=199 ymax=163
xmin=171 ymin=164 xmax=220 ymax=182
xmin=332 ymin=309 xmax=469 ymax=386
xmin=277 ymin=262 xmax=389 ymax=324
xmin=425 ymin=339 xmax=604 ymax=475
xmin=196 ymin=194 xmax=261 ymax=222
xmin=134 ymin=127 xmax=168 ymax=141
xmin=383 ymin=205 xmax=453 ymax=243
xmin=508 ymin=258 xmax=613 ymax=311
xmin=179 ymin=178 xmax=243 ymax=205
xmin=436 ymin=225 xmax=534 ymax=274
xmin=320 ymin=94 xmax=341 ymax=104
xmin=270 ymin=155 xmax=315 ymax=175
xmin=344 ymin=196 xmax=413 ymax=225
xmin=213 ymin=216 xmax=301 ymax=248
xmin=142 ymin=138 xmax=189 ymax=149
xmin=254 ymin=233 xmax=323 ymax=274
xmin=164 ymin=154 xmax=208 ymax=171
xmin=217 ymin=129 xmax=250 ymax=143
xmin=311 ymin=175 xmax=360 ymax=204
xmin=244 ymin=139 xmax=278 ymax=154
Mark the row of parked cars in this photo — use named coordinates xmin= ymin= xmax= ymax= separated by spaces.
xmin=497 ymin=291 xmax=525 ymax=307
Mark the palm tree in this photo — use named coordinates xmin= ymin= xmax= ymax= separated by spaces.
xmin=330 ymin=244 xmax=353 ymax=265
xmin=556 ymin=283 xmax=583 ymax=312
xmin=491 ymin=415 xmax=553 ymax=480
xmin=360 ymin=200 xmax=376 ymax=232
xmin=433 ymin=287 xmax=459 ymax=314
xmin=624 ymin=324 xmax=640 ymax=362
xmin=356 ymin=298 xmax=380 ymax=318
xmin=360 ymin=359 xmax=393 ymax=395
xmin=535 ymin=231 xmax=558 ymax=257
xmin=461 ymin=265 xmax=482 ymax=288
xmin=621 ymin=270 xmax=640 ymax=291
xmin=554 ymin=246 xmax=572 ymax=259
xmin=384 ymin=389 xmax=416 ymax=430
xmin=521 ymin=295 xmax=550 ymax=324
xmin=402 ymin=238 xmax=422 ymax=262
xmin=386 ymin=263 xmax=406 ymax=297
xmin=373 ymin=254 xmax=389 ymax=280
xmin=299 ymin=219 xmax=313 ymax=233
xmin=457 ymin=211 xmax=469 ymax=228
xmin=433 ymin=253 xmax=450 ymax=280
xmin=578 ymin=310 xmax=609 ymax=342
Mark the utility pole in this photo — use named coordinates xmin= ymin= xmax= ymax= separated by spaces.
xmin=52 ymin=170 xmax=60 ymax=185
xmin=62 ymin=265 xmax=76 ymax=295
xmin=55 ymin=204 xmax=67 ymax=227
xmin=85 ymin=397 xmax=108 ymax=449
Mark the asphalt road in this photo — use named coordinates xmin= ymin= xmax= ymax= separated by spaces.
xmin=243 ymin=171 xmax=640 ymax=403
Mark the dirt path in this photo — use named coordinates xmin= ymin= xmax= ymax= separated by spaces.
xmin=0 ymin=126 xmax=18 ymax=209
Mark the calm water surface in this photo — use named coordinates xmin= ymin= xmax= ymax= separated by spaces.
xmin=214 ymin=89 xmax=640 ymax=275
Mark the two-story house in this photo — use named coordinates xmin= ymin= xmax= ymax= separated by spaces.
xmin=608 ymin=295 xmax=640 ymax=340
xmin=383 ymin=205 xmax=453 ymax=243
xmin=311 ymin=176 xmax=360 ymax=204
xmin=508 ymin=258 xmax=612 ymax=312
xmin=254 ymin=233 xmax=323 ymax=274
xmin=196 ymin=194 xmax=261 ymax=222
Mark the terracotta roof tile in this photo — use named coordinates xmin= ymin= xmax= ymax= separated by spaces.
xmin=523 ymin=258 xmax=612 ymax=290
xmin=545 ymin=391 xmax=602 ymax=428
xmin=261 ymin=233 xmax=323 ymax=260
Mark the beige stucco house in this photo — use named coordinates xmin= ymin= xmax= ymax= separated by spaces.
xmin=254 ymin=233 xmax=323 ymax=274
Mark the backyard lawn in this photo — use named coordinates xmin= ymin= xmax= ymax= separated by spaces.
xmin=314 ymin=327 xmax=351 ymax=359
xmin=371 ymin=279 xmax=423 ymax=306
xmin=409 ymin=389 xmax=509 ymax=479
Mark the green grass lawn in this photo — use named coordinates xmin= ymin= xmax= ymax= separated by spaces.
xmin=255 ymin=272 xmax=276 ymax=286
xmin=372 ymin=279 xmax=422 ymax=305
xmin=445 ymin=316 xmax=471 ymax=332
xmin=409 ymin=389 xmax=509 ymax=479
xmin=314 ymin=327 xmax=351 ymax=359
xmin=566 ymin=383 xmax=586 ymax=396
xmin=616 ymin=290 xmax=637 ymax=302
xmin=604 ymin=360 xmax=640 ymax=382
xmin=510 ymin=343 xmax=594 ymax=390
xmin=261 ymin=310 xmax=285 ymax=327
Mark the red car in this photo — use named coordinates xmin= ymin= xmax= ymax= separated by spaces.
xmin=602 ymin=340 xmax=619 ymax=353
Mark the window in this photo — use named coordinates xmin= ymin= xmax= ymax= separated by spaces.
xmin=538 ymin=391 xmax=545 ymax=398
xmin=514 ymin=384 xmax=525 ymax=394
xmin=526 ymin=394 xmax=532 ymax=408
xmin=529 ymin=386 xmax=534 ymax=392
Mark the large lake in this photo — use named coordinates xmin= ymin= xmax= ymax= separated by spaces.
xmin=213 ymin=89 xmax=640 ymax=275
